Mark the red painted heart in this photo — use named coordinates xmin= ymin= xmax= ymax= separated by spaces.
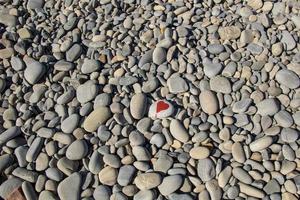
xmin=156 ymin=101 xmax=169 ymax=113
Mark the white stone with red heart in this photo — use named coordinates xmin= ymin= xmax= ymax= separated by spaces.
xmin=149 ymin=100 xmax=174 ymax=119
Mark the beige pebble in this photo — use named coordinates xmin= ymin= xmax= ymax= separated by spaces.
xmin=189 ymin=146 xmax=210 ymax=159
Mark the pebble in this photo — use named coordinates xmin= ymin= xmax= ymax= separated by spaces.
xmin=249 ymin=136 xmax=273 ymax=152
xmin=66 ymin=140 xmax=88 ymax=160
xmin=275 ymin=69 xmax=300 ymax=89
xmin=0 ymin=126 xmax=21 ymax=145
xmin=169 ymin=119 xmax=190 ymax=143
xmin=263 ymin=179 xmax=280 ymax=194
xmin=274 ymin=110 xmax=293 ymax=128
xmin=157 ymin=175 xmax=183 ymax=196
xmin=130 ymin=93 xmax=147 ymax=119
xmin=83 ymin=106 xmax=112 ymax=132
xmin=117 ymin=165 xmax=136 ymax=186
xmin=232 ymin=98 xmax=253 ymax=113
xmin=99 ymin=166 xmax=118 ymax=186
xmin=232 ymin=142 xmax=246 ymax=163
xmin=281 ymin=128 xmax=299 ymax=143
xmin=153 ymin=47 xmax=166 ymax=65
xmin=134 ymin=173 xmax=162 ymax=190
xmin=58 ymin=173 xmax=81 ymax=200
xmin=54 ymin=60 xmax=74 ymax=71
xmin=210 ymin=76 xmax=232 ymax=94
xmin=149 ymin=100 xmax=174 ymax=119
xmin=167 ymin=75 xmax=189 ymax=94
xmin=27 ymin=0 xmax=44 ymax=9
xmin=89 ymin=151 xmax=103 ymax=174
xmin=203 ymin=62 xmax=223 ymax=78
xmin=256 ymin=98 xmax=280 ymax=116
xmin=199 ymin=90 xmax=219 ymax=115
xmin=61 ymin=114 xmax=80 ymax=133
xmin=238 ymin=182 xmax=265 ymax=198
xmin=134 ymin=190 xmax=155 ymax=200
xmin=0 ymin=178 xmax=22 ymax=199
xmin=93 ymin=185 xmax=111 ymax=200
xmin=281 ymin=30 xmax=296 ymax=50
xmin=81 ymin=58 xmax=101 ymax=74
xmin=218 ymin=26 xmax=241 ymax=40
xmin=76 ymin=80 xmax=98 ymax=104
xmin=197 ymin=158 xmax=216 ymax=182
xmin=24 ymin=59 xmax=46 ymax=84
xmin=189 ymin=146 xmax=210 ymax=159
xmin=66 ymin=44 xmax=82 ymax=61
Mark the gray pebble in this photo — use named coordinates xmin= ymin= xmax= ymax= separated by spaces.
xmin=197 ymin=158 xmax=216 ymax=182
xmin=66 ymin=140 xmax=88 ymax=160
xmin=58 ymin=173 xmax=81 ymax=200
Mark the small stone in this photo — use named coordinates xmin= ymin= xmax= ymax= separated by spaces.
xmin=256 ymin=98 xmax=280 ymax=116
xmin=66 ymin=44 xmax=82 ymax=62
xmin=272 ymin=42 xmax=283 ymax=56
xmin=249 ymin=136 xmax=273 ymax=152
xmin=232 ymin=167 xmax=252 ymax=184
xmin=117 ymin=165 xmax=136 ymax=186
xmin=17 ymin=28 xmax=32 ymax=39
xmin=149 ymin=100 xmax=174 ymax=119
xmin=158 ymin=175 xmax=183 ymax=196
xmin=210 ymin=76 xmax=232 ymax=94
xmin=206 ymin=180 xmax=222 ymax=200
xmin=281 ymin=30 xmax=296 ymax=51
xmin=81 ymin=58 xmax=101 ymax=74
xmin=203 ymin=62 xmax=223 ymax=78
xmin=119 ymin=76 xmax=138 ymax=86
xmin=99 ymin=166 xmax=118 ymax=186
xmin=58 ymin=173 xmax=81 ymax=200
xmin=263 ymin=179 xmax=280 ymax=194
xmin=275 ymin=69 xmax=300 ymax=89
xmin=61 ymin=114 xmax=80 ymax=133
xmin=199 ymin=90 xmax=219 ymax=115
xmin=197 ymin=158 xmax=216 ymax=182
xmin=24 ymin=59 xmax=46 ymax=84
xmin=247 ymin=0 xmax=263 ymax=10
xmin=232 ymin=142 xmax=246 ymax=163
xmin=134 ymin=173 xmax=162 ymax=190
xmin=167 ymin=75 xmax=189 ymax=94
xmin=153 ymin=47 xmax=166 ymax=65
xmin=189 ymin=146 xmax=210 ymax=159
xmin=130 ymin=93 xmax=147 ymax=120
xmin=247 ymin=43 xmax=263 ymax=54
xmin=39 ymin=190 xmax=58 ymax=200
xmin=88 ymin=151 xmax=103 ymax=174
xmin=0 ymin=178 xmax=22 ymax=199
xmin=132 ymin=146 xmax=151 ymax=161
xmin=134 ymin=190 xmax=155 ymax=200
xmin=54 ymin=60 xmax=74 ymax=71
xmin=76 ymin=80 xmax=98 ymax=104
xmin=66 ymin=140 xmax=88 ymax=160
xmin=281 ymin=128 xmax=299 ymax=143
xmin=218 ymin=166 xmax=232 ymax=188
xmin=93 ymin=185 xmax=111 ymax=200
xmin=274 ymin=110 xmax=293 ymax=128
xmin=6 ymin=187 xmax=26 ymax=200
xmin=218 ymin=26 xmax=241 ymax=40
xmin=11 ymin=56 xmax=25 ymax=71
xmin=27 ymin=0 xmax=44 ymax=9
xmin=238 ymin=183 xmax=265 ymax=198
xmin=207 ymin=44 xmax=225 ymax=54
xmin=232 ymin=98 xmax=252 ymax=113
xmin=169 ymin=119 xmax=190 ymax=143
xmin=0 ymin=127 xmax=21 ymax=145
xmin=0 ymin=48 xmax=14 ymax=59
xmin=83 ymin=107 xmax=112 ymax=132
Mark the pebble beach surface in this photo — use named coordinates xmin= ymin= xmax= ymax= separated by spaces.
xmin=0 ymin=0 xmax=300 ymax=200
